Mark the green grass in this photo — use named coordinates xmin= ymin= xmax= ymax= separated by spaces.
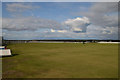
xmin=2 ymin=43 xmax=118 ymax=78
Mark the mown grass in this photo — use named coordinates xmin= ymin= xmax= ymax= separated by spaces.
xmin=2 ymin=43 xmax=118 ymax=78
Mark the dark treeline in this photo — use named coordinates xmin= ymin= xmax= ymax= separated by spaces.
xmin=2 ymin=39 xmax=120 ymax=44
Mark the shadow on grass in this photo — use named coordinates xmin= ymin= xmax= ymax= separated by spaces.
xmin=11 ymin=54 xmax=19 ymax=57
xmin=0 ymin=54 xmax=19 ymax=58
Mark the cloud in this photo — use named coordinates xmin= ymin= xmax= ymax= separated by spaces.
xmin=50 ymin=29 xmax=67 ymax=33
xmin=2 ymin=2 xmax=119 ymax=40
xmin=6 ymin=3 xmax=40 ymax=13
xmin=72 ymin=2 xmax=118 ymax=39
xmin=2 ymin=17 xmax=64 ymax=31
xmin=80 ymin=2 xmax=118 ymax=27
xmin=2 ymin=16 xmax=90 ymax=33
xmin=86 ymin=25 xmax=118 ymax=39
xmin=2 ymin=29 xmax=86 ymax=40
xmin=3 ymin=25 xmax=118 ymax=40
xmin=63 ymin=17 xmax=90 ymax=33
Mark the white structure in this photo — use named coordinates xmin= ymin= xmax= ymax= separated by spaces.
xmin=0 ymin=46 xmax=12 ymax=56
xmin=98 ymin=42 xmax=120 ymax=44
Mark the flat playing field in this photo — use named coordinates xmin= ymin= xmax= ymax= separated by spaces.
xmin=2 ymin=43 xmax=118 ymax=78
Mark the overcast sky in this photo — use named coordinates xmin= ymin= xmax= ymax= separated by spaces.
xmin=2 ymin=2 xmax=119 ymax=40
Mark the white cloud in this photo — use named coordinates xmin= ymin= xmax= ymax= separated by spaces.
xmin=63 ymin=17 xmax=90 ymax=33
xmin=57 ymin=30 xmax=67 ymax=33
xmin=2 ymin=16 xmax=90 ymax=33
xmin=2 ymin=17 xmax=64 ymax=31
xmin=2 ymin=2 xmax=119 ymax=40
xmin=86 ymin=25 xmax=118 ymax=39
xmin=74 ymin=2 xmax=118 ymax=39
xmin=50 ymin=29 xmax=67 ymax=33
xmin=80 ymin=2 xmax=118 ymax=28
xmin=51 ymin=29 xmax=55 ymax=32
xmin=3 ymin=25 xmax=118 ymax=40
xmin=6 ymin=3 xmax=40 ymax=13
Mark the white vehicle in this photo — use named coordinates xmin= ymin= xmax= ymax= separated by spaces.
xmin=0 ymin=46 xmax=12 ymax=56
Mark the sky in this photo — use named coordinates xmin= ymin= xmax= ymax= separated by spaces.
xmin=2 ymin=2 xmax=119 ymax=40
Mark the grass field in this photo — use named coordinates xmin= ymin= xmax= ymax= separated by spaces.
xmin=2 ymin=43 xmax=118 ymax=78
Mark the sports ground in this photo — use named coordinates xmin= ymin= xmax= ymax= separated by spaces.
xmin=2 ymin=43 xmax=118 ymax=78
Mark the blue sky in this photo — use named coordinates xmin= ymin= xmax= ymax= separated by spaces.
xmin=2 ymin=2 xmax=118 ymax=40
xmin=2 ymin=2 xmax=92 ymax=22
